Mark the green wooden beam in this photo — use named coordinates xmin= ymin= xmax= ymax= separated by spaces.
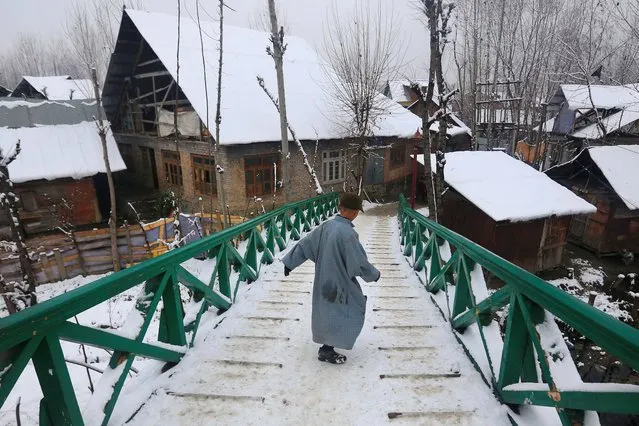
xmin=452 ymin=286 xmax=511 ymax=331
xmin=501 ymin=387 xmax=639 ymax=414
xmin=158 ymin=271 xmax=187 ymax=347
xmin=0 ymin=336 xmax=43 ymax=407
xmin=57 ymin=322 xmax=184 ymax=363
xmin=32 ymin=335 xmax=84 ymax=426
xmin=398 ymin=195 xmax=639 ymax=372
xmin=0 ymin=193 xmax=338 ymax=352
xmin=175 ymin=265 xmax=231 ymax=311
xmin=98 ymin=272 xmax=169 ymax=425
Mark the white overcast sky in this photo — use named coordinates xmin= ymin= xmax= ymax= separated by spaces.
xmin=2 ymin=0 xmax=435 ymax=80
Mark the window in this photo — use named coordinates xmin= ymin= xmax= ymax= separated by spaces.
xmin=192 ymin=155 xmax=217 ymax=195
xmin=20 ymin=191 xmax=38 ymax=212
xmin=322 ymin=150 xmax=346 ymax=184
xmin=390 ymin=145 xmax=406 ymax=168
xmin=118 ymin=143 xmax=135 ymax=172
xmin=162 ymin=150 xmax=183 ymax=186
xmin=244 ymin=154 xmax=280 ymax=197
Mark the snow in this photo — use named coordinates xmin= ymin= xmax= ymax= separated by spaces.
xmin=533 ymin=115 xmax=556 ymax=133
xmin=0 ymin=121 xmax=126 ymax=183
xmin=571 ymin=110 xmax=639 ymax=139
xmin=559 ymin=84 xmax=639 ymax=110
xmin=101 ymin=211 xmax=515 ymax=426
xmin=17 ymin=76 xmax=94 ymax=101
xmin=414 ymin=151 xmax=597 ymax=222
xmin=587 ymin=145 xmax=639 ymax=210
xmin=123 ymin=10 xmax=421 ymax=145
xmin=0 ymin=99 xmax=75 ymax=110
xmin=548 ymin=276 xmax=632 ymax=322
xmin=385 ymin=79 xmax=436 ymax=103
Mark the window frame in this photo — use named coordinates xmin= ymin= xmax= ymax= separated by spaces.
xmin=321 ymin=149 xmax=347 ymax=185
xmin=389 ymin=145 xmax=406 ymax=169
xmin=192 ymin=154 xmax=217 ymax=195
xmin=244 ymin=154 xmax=281 ymax=197
xmin=118 ymin=143 xmax=135 ymax=172
xmin=162 ymin=150 xmax=183 ymax=187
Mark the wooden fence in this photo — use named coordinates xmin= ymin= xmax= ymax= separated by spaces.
xmin=0 ymin=213 xmax=247 ymax=285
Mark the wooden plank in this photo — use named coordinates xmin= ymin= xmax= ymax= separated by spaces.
xmin=40 ymin=252 xmax=54 ymax=283
xmin=53 ymin=249 xmax=67 ymax=280
xmin=57 ymin=322 xmax=184 ymax=363
xmin=501 ymin=387 xmax=639 ymax=414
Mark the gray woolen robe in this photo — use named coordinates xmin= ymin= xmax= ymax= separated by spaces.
xmin=282 ymin=215 xmax=380 ymax=349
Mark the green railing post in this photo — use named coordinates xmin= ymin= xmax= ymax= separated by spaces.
xmin=397 ymin=194 xmax=639 ymax=421
xmin=217 ymin=243 xmax=231 ymax=298
xmin=158 ymin=270 xmax=187 ymax=348
xmin=32 ymin=335 xmax=84 ymax=426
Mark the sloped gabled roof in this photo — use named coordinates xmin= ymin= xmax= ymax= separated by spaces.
xmin=104 ymin=10 xmax=421 ymax=145
xmin=414 ymin=151 xmax=596 ymax=222
xmin=0 ymin=98 xmax=125 ymax=183
xmin=13 ymin=76 xmax=94 ymax=100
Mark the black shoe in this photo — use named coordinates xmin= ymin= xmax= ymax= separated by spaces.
xmin=318 ymin=345 xmax=347 ymax=364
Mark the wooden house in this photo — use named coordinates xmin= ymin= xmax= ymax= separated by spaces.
xmin=383 ymin=79 xmax=472 ymax=152
xmin=101 ymin=10 xmax=422 ymax=213
xmin=0 ymin=85 xmax=10 ymax=97
xmin=546 ymin=145 xmax=639 ymax=257
xmin=10 ymin=76 xmax=94 ymax=100
xmin=415 ymin=151 xmax=596 ymax=273
xmin=538 ymin=84 xmax=639 ymax=168
xmin=0 ymin=98 xmax=126 ymax=236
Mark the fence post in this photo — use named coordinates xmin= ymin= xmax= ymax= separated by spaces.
xmin=53 ymin=249 xmax=67 ymax=281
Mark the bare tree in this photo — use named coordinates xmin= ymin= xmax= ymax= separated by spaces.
xmin=0 ymin=141 xmax=37 ymax=313
xmin=322 ymin=0 xmax=403 ymax=195
xmin=0 ymin=33 xmax=83 ymax=88
xmin=267 ymin=0 xmax=291 ymax=202
xmin=257 ymin=76 xmax=323 ymax=194
xmin=415 ymin=0 xmax=456 ymax=222
xmin=91 ymin=68 xmax=121 ymax=272
xmin=249 ymin=2 xmax=290 ymax=34
xmin=212 ymin=0 xmax=231 ymax=227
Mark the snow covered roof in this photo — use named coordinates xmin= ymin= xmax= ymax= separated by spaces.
xmin=414 ymin=151 xmax=596 ymax=222
xmin=586 ymin=145 xmax=639 ymax=210
xmin=0 ymin=98 xmax=125 ymax=183
xmin=385 ymin=79 xmax=435 ymax=103
xmin=15 ymin=76 xmax=94 ymax=101
xmin=570 ymin=109 xmax=639 ymax=140
xmin=557 ymin=84 xmax=639 ymax=110
xmin=118 ymin=10 xmax=421 ymax=145
xmin=533 ymin=115 xmax=556 ymax=133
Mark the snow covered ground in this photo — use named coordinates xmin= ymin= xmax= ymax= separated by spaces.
xmin=2 ymin=205 xmax=603 ymax=425
xmin=548 ymin=257 xmax=633 ymax=323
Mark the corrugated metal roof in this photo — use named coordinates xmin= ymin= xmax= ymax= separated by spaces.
xmin=0 ymin=98 xmax=100 ymax=128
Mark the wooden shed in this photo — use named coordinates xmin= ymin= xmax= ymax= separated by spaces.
xmin=0 ymin=98 xmax=126 ymax=236
xmin=415 ymin=151 xmax=597 ymax=273
xmin=546 ymin=145 xmax=639 ymax=256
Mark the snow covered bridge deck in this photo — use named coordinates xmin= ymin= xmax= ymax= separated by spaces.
xmin=1 ymin=194 xmax=638 ymax=426
xmin=118 ymin=211 xmax=505 ymax=425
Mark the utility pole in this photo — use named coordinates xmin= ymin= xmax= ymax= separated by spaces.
xmin=91 ymin=67 xmax=120 ymax=272
xmin=268 ymin=0 xmax=290 ymax=202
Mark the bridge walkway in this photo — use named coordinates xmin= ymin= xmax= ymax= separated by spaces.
xmin=115 ymin=208 xmax=507 ymax=426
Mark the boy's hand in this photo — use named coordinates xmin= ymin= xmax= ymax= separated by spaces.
xmin=284 ymin=266 xmax=291 ymax=276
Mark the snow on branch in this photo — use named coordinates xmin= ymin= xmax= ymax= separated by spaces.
xmin=0 ymin=140 xmax=21 ymax=167
xmin=257 ymin=75 xmax=323 ymax=194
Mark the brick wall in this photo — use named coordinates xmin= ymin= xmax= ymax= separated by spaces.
xmin=115 ymin=133 xmax=415 ymax=214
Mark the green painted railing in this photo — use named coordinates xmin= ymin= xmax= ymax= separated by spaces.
xmin=0 ymin=193 xmax=338 ymax=425
xmin=398 ymin=195 xmax=639 ymax=425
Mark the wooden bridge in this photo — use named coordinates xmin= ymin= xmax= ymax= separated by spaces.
xmin=0 ymin=193 xmax=638 ymax=425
